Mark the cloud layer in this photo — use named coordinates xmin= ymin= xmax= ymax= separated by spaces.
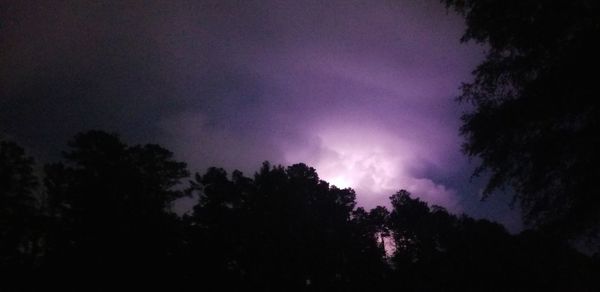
xmin=1 ymin=0 xmax=521 ymax=228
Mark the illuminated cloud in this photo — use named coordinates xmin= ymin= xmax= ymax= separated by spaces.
xmin=283 ymin=122 xmax=461 ymax=212
xmin=153 ymin=0 xmax=473 ymax=214
xmin=1 ymin=0 xmax=520 ymax=227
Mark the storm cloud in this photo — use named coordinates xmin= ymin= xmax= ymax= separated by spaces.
xmin=0 ymin=0 xmax=521 ymax=229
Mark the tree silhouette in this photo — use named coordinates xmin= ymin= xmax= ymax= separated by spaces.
xmin=41 ymin=130 xmax=189 ymax=289
xmin=444 ymin=0 xmax=600 ymax=239
xmin=1 ymin=131 xmax=598 ymax=290
xmin=387 ymin=189 xmax=600 ymax=291
xmin=0 ymin=140 xmax=42 ymax=288
xmin=185 ymin=162 xmax=390 ymax=291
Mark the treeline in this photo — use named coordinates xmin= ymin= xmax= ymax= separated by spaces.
xmin=1 ymin=131 xmax=598 ymax=291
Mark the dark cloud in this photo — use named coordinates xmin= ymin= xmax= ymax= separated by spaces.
xmin=0 ymin=0 xmax=520 ymax=230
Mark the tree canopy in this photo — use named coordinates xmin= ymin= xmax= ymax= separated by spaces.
xmin=0 ymin=140 xmax=41 ymax=283
xmin=444 ymin=0 xmax=600 ymax=238
xmin=41 ymin=131 xmax=189 ymax=289
xmin=1 ymin=131 xmax=598 ymax=290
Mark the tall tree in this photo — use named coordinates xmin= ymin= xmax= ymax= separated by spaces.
xmin=0 ymin=140 xmax=41 ymax=286
xmin=42 ymin=130 xmax=189 ymax=289
xmin=444 ymin=0 xmax=600 ymax=238
xmin=186 ymin=162 xmax=390 ymax=291
xmin=387 ymin=190 xmax=599 ymax=291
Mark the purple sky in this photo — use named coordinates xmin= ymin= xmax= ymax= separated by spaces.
xmin=0 ymin=0 xmax=522 ymax=231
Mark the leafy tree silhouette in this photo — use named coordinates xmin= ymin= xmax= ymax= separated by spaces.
xmin=443 ymin=0 xmax=600 ymax=240
xmin=387 ymin=189 xmax=600 ymax=291
xmin=41 ymin=130 xmax=189 ymax=290
xmin=186 ymin=162 xmax=390 ymax=291
xmin=1 ymin=131 xmax=598 ymax=291
xmin=0 ymin=140 xmax=42 ymax=288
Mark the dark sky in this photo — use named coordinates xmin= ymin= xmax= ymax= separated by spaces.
xmin=0 ymin=0 xmax=521 ymax=231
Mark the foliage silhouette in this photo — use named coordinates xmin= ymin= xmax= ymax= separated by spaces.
xmin=184 ymin=162 xmax=389 ymax=290
xmin=443 ymin=0 xmax=600 ymax=239
xmin=387 ymin=190 xmax=599 ymax=291
xmin=0 ymin=131 xmax=598 ymax=291
xmin=41 ymin=131 xmax=189 ymax=290
xmin=0 ymin=140 xmax=42 ymax=287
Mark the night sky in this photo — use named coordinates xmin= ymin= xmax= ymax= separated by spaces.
xmin=0 ymin=0 xmax=521 ymax=230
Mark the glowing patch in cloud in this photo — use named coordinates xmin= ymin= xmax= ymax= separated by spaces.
xmin=284 ymin=123 xmax=461 ymax=212
xmin=312 ymin=131 xmax=402 ymax=194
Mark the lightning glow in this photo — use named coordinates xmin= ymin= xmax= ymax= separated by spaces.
xmin=283 ymin=122 xmax=461 ymax=211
